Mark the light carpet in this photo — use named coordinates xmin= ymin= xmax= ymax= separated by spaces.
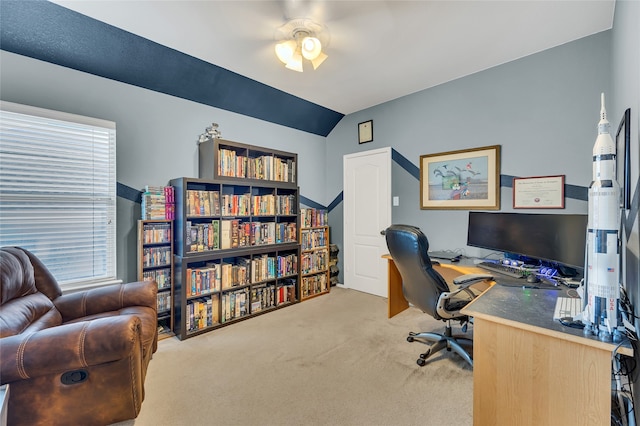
xmin=114 ymin=286 xmax=473 ymax=426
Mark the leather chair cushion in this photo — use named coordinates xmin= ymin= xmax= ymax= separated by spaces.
xmin=0 ymin=293 xmax=61 ymax=338
xmin=1 ymin=247 xmax=38 ymax=305
xmin=63 ymin=306 xmax=157 ymax=356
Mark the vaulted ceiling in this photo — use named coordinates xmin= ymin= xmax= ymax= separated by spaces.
xmin=2 ymin=1 xmax=616 ymax=135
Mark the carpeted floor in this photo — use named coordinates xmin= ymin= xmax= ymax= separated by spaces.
xmin=114 ymin=286 xmax=473 ymax=426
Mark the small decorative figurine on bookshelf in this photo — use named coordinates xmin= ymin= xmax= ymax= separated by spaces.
xmin=197 ymin=122 xmax=222 ymax=144
xmin=141 ymin=185 xmax=175 ymax=220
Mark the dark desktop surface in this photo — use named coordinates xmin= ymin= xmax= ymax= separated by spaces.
xmin=466 ymin=284 xmax=632 ymax=352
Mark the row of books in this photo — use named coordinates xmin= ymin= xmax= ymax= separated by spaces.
xmin=186 ymin=189 xmax=297 ymax=218
xmin=218 ymin=148 xmax=296 ymax=183
xmin=187 ymin=297 xmax=218 ymax=332
xmin=301 ymin=208 xmax=328 ymax=228
xmin=187 ymin=190 xmax=220 ymax=217
xmin=221 ymin=288 xmax=249 ymax=323
xmin=142 ymin=185 xmax=175 ymax=220
xmin=143 ymin=267 xmax=171 ymax=290
xmin=301 ymin=228 xmax=327 ymax=251
xmin=186 ymin=219 xmax=297 ymax=253
xmin=276 ymin=282 xmax=297 ymax=304
xmin=157 ymin=292 xmax=171 ymax=313
xmin=250 ymin=284 xmax=275 ymax=313
xmin=187 ymin=282 xmax=297 ymax=331
xmin=301 ymin=274 xmax=329 ymax=298
xmin=186 ymin=253 xmax=299 ymax=297
xmin=251 ymin=194 xmax=297 ymax=216
xmin=142 ymin=222 xmax=171 ymax=244
xmin=301 ymin=249 xmax=329 ymax=275
xmin=142 ymin=246 xmax=171 ymax=268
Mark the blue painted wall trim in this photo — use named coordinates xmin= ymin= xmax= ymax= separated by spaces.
xmin=300 ymin=195 xmax=326 ymax=210
xmin=0 ymin=0 xmax=344 ymax=137
xmin=392 ymin=148 xmax=420 ymax=180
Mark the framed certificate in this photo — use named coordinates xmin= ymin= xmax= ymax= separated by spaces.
xmin=358 ymin=120 xmax=373 ymax=144
xmin=513 ymin=175 xmax=565 ymax=209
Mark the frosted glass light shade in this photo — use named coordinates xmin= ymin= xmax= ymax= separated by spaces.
xmin=301 ymin=36 xmax=322 ymax=60
xmin=310 ymin=51 xmax=328 ymax=70
xmin=285 ymin=51 xmax=303 ymax=72
xmin=275 ymin=40 xmax=297 ymax=64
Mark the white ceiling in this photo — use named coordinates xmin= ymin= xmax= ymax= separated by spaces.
xmin=50 ymin=0 xmax=615 ymax=115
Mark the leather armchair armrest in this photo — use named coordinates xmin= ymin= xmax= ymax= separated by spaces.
xmin=0 ymin=315 xmax=142 ymax=385
xmin=55 ymin=281 xmax=157 ymax=322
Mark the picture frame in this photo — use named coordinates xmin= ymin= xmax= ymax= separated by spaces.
xmin=420 ymin=145 xmax=500 ymax=210
xmin=616 ymin=108 xmax=631 ymax=209
xmin=358 ymin=120 xmax=373 ymax=144
xmin=513 ymin=175 xmax=565 ymax=209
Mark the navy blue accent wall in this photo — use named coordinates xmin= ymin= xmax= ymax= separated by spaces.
xmin=117 ymin=182 xmax=142 ymax=204
xmin=300 ymin=195 xmax=326 ymax=210
xmin=391 ymin=148 xmax=420 ymax=179
xmin=0 ymin=0 xmax=344 ymax=137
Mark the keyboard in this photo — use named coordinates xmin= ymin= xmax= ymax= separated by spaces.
xmin=553 ymin=297 xmax=582 ymax=320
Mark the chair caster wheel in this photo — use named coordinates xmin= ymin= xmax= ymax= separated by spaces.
xmin=419 ymin=353 xmax=427 ymax=359
xmin=417 ymin=358 xmax=426 ymax=366
xmin=407 ymin=336 xmax=414 ymax=342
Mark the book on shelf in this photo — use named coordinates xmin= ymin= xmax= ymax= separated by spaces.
xmin=300 ymin=208 xmax=328 ymax=228
xmin=142 ymin=185 xmax=175 ymax=220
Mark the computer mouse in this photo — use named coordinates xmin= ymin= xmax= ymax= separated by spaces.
xmin=526 ymin=274 xmax=540 ymax=283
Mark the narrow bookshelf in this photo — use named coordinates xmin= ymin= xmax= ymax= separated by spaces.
xmin=169 ymin=140 xmax=300 ymax=340
xmin=137 ymin=219 xmax=174 ymax=339
xmin=300 ymin=208 xmax=330 ymax=301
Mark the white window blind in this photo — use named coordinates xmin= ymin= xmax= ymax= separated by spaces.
xmin=0 ymin=101 xmax=117 ymax=291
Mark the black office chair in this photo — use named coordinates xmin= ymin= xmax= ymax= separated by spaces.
xmin=383 ymin=224 xmax=493 ymax=368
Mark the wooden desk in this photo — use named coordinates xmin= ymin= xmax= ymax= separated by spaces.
xmin=462 ymin=284 xmax=632 ymax=426
xmin=382 ymin=254 xmax=489 ymax=318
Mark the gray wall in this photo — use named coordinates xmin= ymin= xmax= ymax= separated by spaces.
xmin=0 ymin=50 xmax=329 ymax=282
xmin=327 ymin=30 xmax=614 ymax=281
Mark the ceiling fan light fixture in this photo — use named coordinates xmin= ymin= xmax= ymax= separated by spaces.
xmin=310 ymin=51 xmax=328 ymax=70
xmin=274 ymin=18 xmax=329 ymax=72
xmin=275 ymin=40 xmax=296 ymax=64
xmin=301 ymin=36 xmax=322 ymax=60
xmin=285 ymin=51 xmax=303 ymax=72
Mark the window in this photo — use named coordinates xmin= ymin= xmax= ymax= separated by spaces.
xmin=0 ymin=101 xmax=117 ymax=291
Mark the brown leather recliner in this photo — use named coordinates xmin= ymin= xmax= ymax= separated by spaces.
xmin=0 ymin=246 xmax=158 ymax=426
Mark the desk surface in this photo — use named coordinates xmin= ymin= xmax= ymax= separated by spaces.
xmin=462 ymin=284 xmax=633 ymax=357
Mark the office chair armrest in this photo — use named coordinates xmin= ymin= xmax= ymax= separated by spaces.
xmin=452 ymin=273 xmax=493 ymax=286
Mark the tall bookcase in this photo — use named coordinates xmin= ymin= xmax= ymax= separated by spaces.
xmin=170 ymin=139 xmax=300 ymax=340
xmin=300 ymin=208 xmax=330 ymax=300
xmin=137 ymin=219 xmax=174 ymax=339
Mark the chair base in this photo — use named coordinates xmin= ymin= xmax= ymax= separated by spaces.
xmin=407 ymin=324 xmax=473 ymax=368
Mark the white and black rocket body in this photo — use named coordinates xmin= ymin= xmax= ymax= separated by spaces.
xmin=585 ymin=93 xmax=621 ymax=339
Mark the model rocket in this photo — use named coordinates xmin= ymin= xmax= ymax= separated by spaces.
xmin=584 ymin=93 xmax=621 ymax=340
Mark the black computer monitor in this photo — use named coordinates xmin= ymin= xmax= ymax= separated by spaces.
xmin=467 ymin=211 xmax=588 ymax=271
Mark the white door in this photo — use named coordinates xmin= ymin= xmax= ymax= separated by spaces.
xmin=343 ymin=147 xmax=391 ymax=297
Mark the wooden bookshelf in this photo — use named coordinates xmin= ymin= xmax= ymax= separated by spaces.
xmin=300 ymin=208 xmax=330 ymax=301
xmin=137 ymin=219 xmax=174 ymax=339
xmin=168 ymin=140 xmax=300 ymax=340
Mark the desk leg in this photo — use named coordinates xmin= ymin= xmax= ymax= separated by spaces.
xmin=387 ymin=259 xmax=409 ymax=318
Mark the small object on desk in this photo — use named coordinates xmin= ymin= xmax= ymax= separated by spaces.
xmin=559 ymin=317 xmax=586 ymax=329
xmin=453 ymin=273 xmax=494 ymax=285
xmin=526 ymin=274 xmax=540 ymax=283
xmin=428 ymin=250 xmax=462 ymax=262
